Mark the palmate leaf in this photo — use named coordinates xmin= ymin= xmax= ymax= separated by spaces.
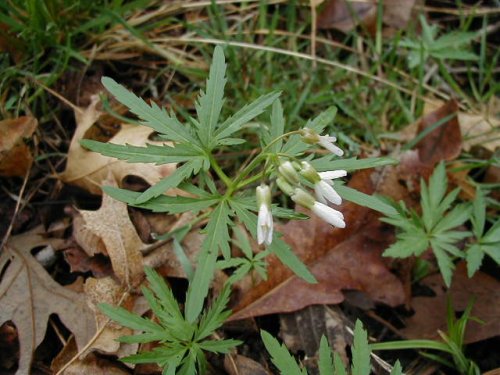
xmin=196 ymin=45 xmax=227 ymax=147
xmin=101 ymin=77 xmax=199 ymax=145
xmin=80 ymin=139 xmax=203 ymax=164
xmin=215 ymin=91 xmax=281 ymax=143
xmin=99 ymin=303 xmax=163 ymax=333
xmin=260 ymin=330 xmax=306 ymax=375
xmin=318 ymin=336 xmax=334 ymax=375
xmin=198 ymin=339 xmax=242 ymax=353
xmin=102 ymin=186 xmax=220 ymax=214
xmin=185 ymin=201 xmax=232 ymax=323
xmin=351 ymin=320 xmax=371 ymax=375
xmin=334 ymin=183 xmax=398 ymax=217
xmin=135 ymin=160 xmax=202 ymax=204
xmin=311 ymin=156 xmax=398 ymax=172
xmin=197 ymin=285 xmax=232 ymax=340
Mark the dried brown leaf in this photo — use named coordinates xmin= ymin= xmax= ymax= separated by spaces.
xmin=51 ymin=337 xmax=130 ymax=375
xmin=317 ymin=0 xmax=417 ymax=33
xmin=0 ymin=116 xmax=37 ymax=177
xmin=401 ymin=263 xmax=500 ymax=344
xmin=79 ymin=176 xmax=144 ymax=287
xmin=60 ymin=95 xmax=175 ymax=195
xmin=83 ymin=277 xmax=138 ymax=357
xmin=0 ymin=230 xmax=95 ymax=375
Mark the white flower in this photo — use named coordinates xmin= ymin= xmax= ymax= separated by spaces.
xmin=256 ymin=185 xmax=273 ymax=245
xmin=311 ymin=202 xmax=346 ymax=228
xmin=318 ymin=135 xmax=344 ymax=156
xmin=314 ymin=180 xmax=342 ymax=205
xmin=314 ymin=169 xmax=347 ymax=205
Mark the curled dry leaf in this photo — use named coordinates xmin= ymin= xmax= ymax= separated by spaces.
xmin=51 ymin=337 xmax=130 ymax=375
xmin=402 ymin=262 xmax=500 ymax=344
xmin=78 ymin=176 xmax=144 ymax=287
xmin=84 ymin=277 xmax=138 ymax=357
xmin=0 ymin=116 xmax=38 ymax=177
xmin=0 ymin=228 xmax=95 ymax=375
xmin=60 ymin=95 xmax=175 ymax=195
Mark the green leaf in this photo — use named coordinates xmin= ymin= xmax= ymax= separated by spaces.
xmin=101 ymin=77 xmax=198 ymax=145
xmin=99 ymin=303 xmax=163 ymax=333
xmin=431 ymin=242 xmax=455 ymax=287
xmin=268 ymin=98 xmax=285 ymax=153
xmin=466 ymin=244 xmax=484 ymax=278
xmin=433 ymin=31 xmax=477 ymax=49
xmin=198 ymin=339 xmax=242 ymax=354
xmin=432 ymin=204 xmax=470 ymax=233
xmin=121 ymin=346 xmax=185 ymax=365
xmin=383 ymin=233 xmax=429 ymax=258
xmin=351 ymin=320 xmax=371 ymax=375
xmin=173 ymin=239 xmax=195 ymax=281
xmin=471 ymin=189 xmax=486 ymax=239
xmin=390 ymin=360 xmax=403 ymax=375
xmin=196 ymin=45 xmax=227 ymax=147
xmin=80 ymin=140 xmax=201 ymax=164
xmin=483 ymin=219 xmax=500 ymax=243
xmin=428 ymin=162 xmax=447 ymax=211
xmin=135 ymin=161 xmax=200 ymax=203
xmin=230 ymin=200 xmax=316 ymax=283
xmin=318 ymin=336 xmax=334 ymax=375
xmin=215 ymin=91 xmax=281 ymax=142
xmin=431 ymin=49 xmax=478 ymax=61
xmin=260 ymin=330 xmax=306 ymax=375
xmin=334 ymin=183 xmax=398 ymax=216
xmin=270 ymin=237 xmax=317 ymax=283
xmin=118 ymin=331 xmax=171 ymax=344
xmin=103 ymin=186 xmax=220 ymax=214
xmin=144 ymin=267 xmax=185 ymax=322
xmin=333 ymin=352 xmax=348 ymax=375
xmin=311 ymin=156 xmax=398 ymax=172
xmin=197 ymin=285 xmax=232 ymax=340
xmin=185 ymin=202 xmax=232 ymax=323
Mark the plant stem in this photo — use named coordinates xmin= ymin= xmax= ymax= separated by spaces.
xmin=208 ymin=153 xmax=232 ymax=188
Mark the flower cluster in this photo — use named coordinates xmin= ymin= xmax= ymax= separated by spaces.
xmin=256 ymin=128 xmax=347 ymax=245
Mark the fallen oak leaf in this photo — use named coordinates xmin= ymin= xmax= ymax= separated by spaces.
xmin=83 ymin=277 xmax=138 ymax=357
xmin=0 ymin=116 xmax=38 ymax=177
xmin=0 ymin=238 xmax=96 ymax=375
xmin=60 ymin=95 xmax=175 ymax=195
xmin=78 ymin=176 xmax=144 ymax=287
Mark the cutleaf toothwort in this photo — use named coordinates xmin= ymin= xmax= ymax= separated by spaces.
xmin=84 ymin=46 xmax=395 ymax=372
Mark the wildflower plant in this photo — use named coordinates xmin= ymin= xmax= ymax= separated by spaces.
xmin=82 ymin=46 xmax=395 ymax=371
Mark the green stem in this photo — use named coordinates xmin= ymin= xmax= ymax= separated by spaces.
xmin=208 ymin=153 xmax=232 ymax=188
xmin=229 ymin=130 xmax=302 ymax=193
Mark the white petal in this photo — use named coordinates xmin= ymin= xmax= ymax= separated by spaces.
xmin=265 ymin=212 xmax=273 ymax=245
xmin=257 ymin=204 xmax=273 ymax=245
xmin=314 ymin=184 xmax=327 ymax=204
xmin=318 ymin=180 xmax=342 ymax=205
xmin=318 ymin=138 xmax=344 ymax=156
xmin=318 ymin=170 xmax=347 ymax=180
xmin=312 ymin=202 xmax=346 ymax=228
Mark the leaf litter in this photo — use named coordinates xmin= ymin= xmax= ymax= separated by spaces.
xmin=0 ymin=228 xmax=96 ymax=375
